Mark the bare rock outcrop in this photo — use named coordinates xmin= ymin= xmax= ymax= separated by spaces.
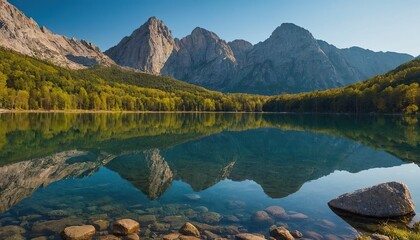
xmin=161 ymin=27 xmax=237 ymax=90
xmin=0 ymin=0 xmax=114 ymax=69
xmin=105 ymin=17 xmax=175 ymax=74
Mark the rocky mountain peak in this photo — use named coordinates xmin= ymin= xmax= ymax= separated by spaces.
xmin=105 ymin=17 xmax=175 ymax=74
xmin=0 ymin=0 xmax=114 ymax=69
xmin=268 ymin=23 xmax=317 ymax=47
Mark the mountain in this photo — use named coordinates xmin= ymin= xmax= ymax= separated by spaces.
xmin=0 ymin=0 xmax=114 ymax=69
xmin=105 ymin=17 xmax=175 ymax=74
xmin=161 ymin=27 xmax=237 ymax=90
xmin=230 ymin=23 xmax=342 ymax=94
xmin=106 ymin=18 xmax=414 ymax=95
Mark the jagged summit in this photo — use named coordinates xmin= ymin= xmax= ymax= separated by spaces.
xmin=0 ymin=0 xmax=114 ymax=69
xmin=105 ymin=16 xmax=413 ymax=94
xmin=271 ymin=23 xmax=311 ymax=37
xmin=105 ymin=16 xmax=175 ymax=74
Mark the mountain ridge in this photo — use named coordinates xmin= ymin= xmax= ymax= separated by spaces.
xmin=0 ymin=0 xmax=114 ymax=69
xmin=105 ymin=17 xmax=414 ymax=95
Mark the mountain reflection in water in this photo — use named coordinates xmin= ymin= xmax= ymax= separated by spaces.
xmin=0 ymin=113 xmax=419 ymax=239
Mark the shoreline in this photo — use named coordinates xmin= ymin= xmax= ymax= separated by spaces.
xmin=0 ymin=109 xmax=412 ymax=116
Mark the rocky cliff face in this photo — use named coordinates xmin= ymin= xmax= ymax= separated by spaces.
xmin=0 ymin=0 xmax=114 ymax=69
xmin=106 ymin=18 xmax=414 ymax=95
xmin=105 ymin=17 xmax=175 ymax=74
xmin=161 ymin=27 xmax=237 ymax=89
xmin=0 ymin=150 xmax=114 ymax=213
xmin=231 ymin=23 xmax=342 ymax=94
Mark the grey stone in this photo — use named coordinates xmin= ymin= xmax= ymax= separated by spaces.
xmin=328 ymin=182 xmax=415 ymax=217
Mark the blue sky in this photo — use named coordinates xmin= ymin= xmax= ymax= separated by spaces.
xmin=8 ymin=0 xmax=420 ymax=56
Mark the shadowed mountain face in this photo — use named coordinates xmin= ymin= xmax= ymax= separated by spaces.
xmin=106 ymin=18 xmax=413 ymax=94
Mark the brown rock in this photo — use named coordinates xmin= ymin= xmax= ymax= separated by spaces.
xmin=264 ymin=206 xmax=288 ymax=219
xmin=179 ymin=222 xmax=200 ymax=237
xmin=235 ymin=233 xmax=266 ymax=240
xmin=137 ymin=215 xmax=156 ymax=223
xmin=204 ymin=230 xmax=220 ymax=240
xmin=162 ymin=233 xmax=180 ymax=240
xmin=151 ymin=222 xmax=171 ymax=232
xmin=95 ymin=235 xmax=121 ymax=240
xmin=0 ymin=225 xmax=26 ymax=237
xmin=112 ymin=219 xmax=140 ymax=236
xmin=270 ymin=227 xmax=295 ymax=240
xmin=290 ymin=231 xmax=302 ymax=238
xmin=61 ymin=225 xmax=96 ymax=240
xmin=179 ymin=236 xmax=201 ymax=240
xmin=122 ymin=234 xmax=140 ymax=240
xmin=92 ymin=220 xmax=110 ymax=231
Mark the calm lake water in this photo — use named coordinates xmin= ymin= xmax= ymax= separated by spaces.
xmin=0 ymin=113 xmax=419 ymax=239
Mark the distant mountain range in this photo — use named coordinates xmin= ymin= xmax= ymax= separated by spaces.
xmin=105 ymin=17 xmax=414 ymax=95
xmin=0 ymin=0 xmax=415 ymax=94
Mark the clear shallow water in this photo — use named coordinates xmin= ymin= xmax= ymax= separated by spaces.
xmin=0 ymin=113 xmax=419 ymax=239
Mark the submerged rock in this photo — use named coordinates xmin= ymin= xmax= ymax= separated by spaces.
xmin=184 ymin=194 xmax=201 ymax=201
xmin=112 ymin=219 xmax=140 ymax=236
xmin=251 ymin=211 xmax=274 ymax=226
xmin=290 ymin=230 xmax=302 ymax=238
xmin=200 ymin=212 xmax=222 ymax=224
xmin=92 ymin=220 xmax=110 ymax=231
xmin=61 ymin=225 xmax=95 ymax=240
xmin=328 ymin=182 xmax=415 ymax=217
xmin=270 ymin=227 xmax=295 ymax=240
xmin=0 ymin=225 xmax=26 ymax=239
xmin=162 ymin=233 xmax=180 ymax=240
xmin=31 ymin=217 xmax=83 ymax=234
xmin=264 ymin=206 xmax=288 ymax=219
xmin=179 ymin=222 xmax=201 ymax=237
xmin=235 ymin=233 xmax=266 ymax=240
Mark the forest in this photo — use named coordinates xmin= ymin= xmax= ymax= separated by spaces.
xmin=1 ymin=47 xmax=420 ymax=114
xmin=0 ymin=48 xmax=265 ymax=112
xmin=263 ymin=59 xmax=420 ymax=114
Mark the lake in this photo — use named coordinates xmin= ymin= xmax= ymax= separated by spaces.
xmin=0 ymin=113 xmax=419 ymax=239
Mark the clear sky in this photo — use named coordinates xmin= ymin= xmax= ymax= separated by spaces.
xmin=8 ymin=0 xmax=420 ymax=56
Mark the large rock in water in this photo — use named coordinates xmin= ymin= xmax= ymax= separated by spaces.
xmin=328 ymin=182 xmax=415 ymax=217
xmin=61 ymin=225 xmax=95 ymax=240
xmin=112 ymin=219 xmax=140 ymax=235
